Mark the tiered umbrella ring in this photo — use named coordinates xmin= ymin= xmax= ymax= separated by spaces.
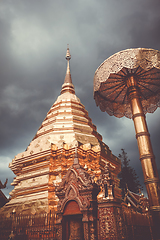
xmin=94 ymin=48 xmax=160 ymax=118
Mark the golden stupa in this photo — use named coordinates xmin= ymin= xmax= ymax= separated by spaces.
xmin=0 ymin=47 xmax=121 ymax=217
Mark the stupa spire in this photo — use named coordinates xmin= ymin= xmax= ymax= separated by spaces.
xmin=64 ymin=44 xmax=72 ymax=84
xmin=61 ymin=45 xmax=75 ymax=94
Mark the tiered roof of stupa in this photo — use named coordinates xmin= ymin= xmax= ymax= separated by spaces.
xmin=10 ymin=47 xmax=102 ymax=172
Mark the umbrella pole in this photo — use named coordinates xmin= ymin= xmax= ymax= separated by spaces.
xmin=127 ymin=75 xmax=160 ymax=237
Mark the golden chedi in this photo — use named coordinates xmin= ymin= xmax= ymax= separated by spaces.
xmin=0 ymin=47 xmax=121 ymax=217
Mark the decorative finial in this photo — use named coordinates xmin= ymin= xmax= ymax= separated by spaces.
xmin=0 ymin=178 xmax=8 ymax=189
xmin=61 ymin=45 xmax=75 ymax=94
xmin=64 ymin=45 xmax=72 ymax=84
xmin=66 ymin=44 xmax=71 ymax=60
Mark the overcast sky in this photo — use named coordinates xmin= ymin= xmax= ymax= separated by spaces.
xmin=0 ymin=0 xmax=160 ymax=197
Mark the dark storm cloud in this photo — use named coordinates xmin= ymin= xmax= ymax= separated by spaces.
xmin=0 ymin=0 xmax=160 ymax=197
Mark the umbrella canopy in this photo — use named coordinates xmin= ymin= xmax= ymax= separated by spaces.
xmin=94 ymin=48 xmax=160 ymax=118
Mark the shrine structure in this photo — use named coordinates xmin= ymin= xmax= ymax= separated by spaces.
xmin=0 ymin=47 xmax=154 ymax=240
xmin=0 ymin=47 xmax=121 ymax=217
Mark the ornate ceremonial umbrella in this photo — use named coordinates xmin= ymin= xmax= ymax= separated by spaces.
xmin=94 ymin=48 xmax=160 ymax=216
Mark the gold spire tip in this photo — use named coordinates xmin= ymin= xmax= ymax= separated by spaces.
xmin=66 ymin=44 xmax=71 ymax=60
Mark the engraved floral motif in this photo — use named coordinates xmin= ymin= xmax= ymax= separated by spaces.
xmin=99 ymin=208 xmax=116 ymax=239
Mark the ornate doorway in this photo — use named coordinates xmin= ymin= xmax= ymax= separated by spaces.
xmin=62 ymin=201 xmax=84 ymax=240
xmin=63 ymin=214 xmax=84 ymax=240
xmin=55 ymin=158 xmax=99 ymax=240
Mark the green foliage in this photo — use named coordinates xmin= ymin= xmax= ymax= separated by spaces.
xmin=118 ymin=149 xmax=142 ymax=198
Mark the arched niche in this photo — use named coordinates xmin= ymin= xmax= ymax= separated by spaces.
xmin=63 ymin=200 xmax=82 ymax=216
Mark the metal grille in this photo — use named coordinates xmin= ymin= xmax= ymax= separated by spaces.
xmin=0 ymin=212 xmax=56 ymax=240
